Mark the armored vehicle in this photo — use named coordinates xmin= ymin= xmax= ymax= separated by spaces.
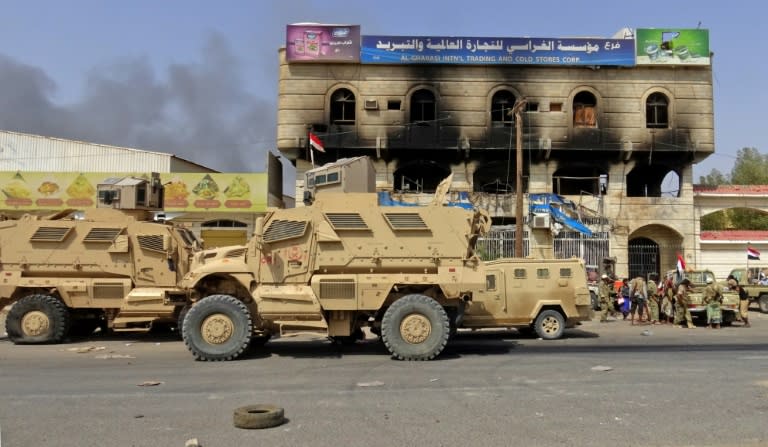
xmin=0 ymin=174 xmax=200 ymax=344
xmin=179 ymin=158 xmax=591 ymax=361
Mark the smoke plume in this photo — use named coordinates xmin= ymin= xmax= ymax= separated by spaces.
xmin=0 ymin=33 xmax=275 ymax=173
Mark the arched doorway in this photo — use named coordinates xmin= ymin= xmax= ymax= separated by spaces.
xmin=628 ymin=237 xmax=659 ymax=279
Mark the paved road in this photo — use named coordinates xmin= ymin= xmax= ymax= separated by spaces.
xmin=1 ymin=311 xmax=768 ymax=447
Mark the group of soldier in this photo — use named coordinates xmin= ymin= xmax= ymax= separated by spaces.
xmin=597 ymin=272 xmax=751 ymax=329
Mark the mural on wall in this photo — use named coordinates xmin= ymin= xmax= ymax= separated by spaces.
xmin=0 ymin=172 xmax=268 ymax=212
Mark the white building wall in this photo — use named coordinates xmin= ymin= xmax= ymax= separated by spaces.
xmin=0 ymin=130 xmax=173 ymax=172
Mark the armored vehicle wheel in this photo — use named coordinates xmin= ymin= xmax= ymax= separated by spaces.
xmin=233 ymin=404 xmax=285 ymax=429
xmin=381 ymin=294 xmax=450 ymax=361
xmin=533 ymin=309 xmax=565 ymax=340
xmin=6 ymin=294 xmax=70 ymax=344
xmin=176 ymin=304 xmax=191 ymax=336
xmin=182 ymin=295 xmax=252 ymax=361
xmin=759 ymin=294 xmax=768 ymax=313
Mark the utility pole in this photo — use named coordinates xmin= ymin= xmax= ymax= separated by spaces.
xmin=512 ymin=100 xmax=527 ymax=258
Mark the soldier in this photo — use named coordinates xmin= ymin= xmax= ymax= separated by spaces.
xmin=598 ymin=274 xmax=615 ymax=322
xmin=703 ymin=277 xmax=722 ymax=329
xmin=675 ymin=278 xmax=696 ymax=329
xmin=727 ymin=275 xmax=750 ymax=328
xmin=647 ymin=273 xmax=660 ymax=324
xmin=629 ymin=276 xmax=647 ymax=325
xmin=661 ymin=276 xmax=675 ymax=324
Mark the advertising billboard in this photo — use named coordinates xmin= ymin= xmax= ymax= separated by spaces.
xmin=635 ymin=28 xmax=710 ymax=65
xmin=361 ymin=35 xmax=635 ymax=66
xmin=0 ymin=171 xmax=268 ymax=212
xmin=286 ymin=24 xmax=360 ymax=62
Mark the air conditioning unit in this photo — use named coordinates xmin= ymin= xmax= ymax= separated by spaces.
xmin=531 ymin=214 xmax=550 ymax=229
xmin=364 ymin=99 xmax=379 ymax=110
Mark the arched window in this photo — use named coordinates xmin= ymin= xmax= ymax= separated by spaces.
xmin=491 ymin=90 xmax=516 ymax=127
xmin=410 ymin=89 xmax=436 ymax=125
xmin=573 ymin=91 xmax=597 ymax=127
xmin=646 ymin=93 xmax=669 ymax=129
xmin=330 ymin=88 xmax=355 ymax=124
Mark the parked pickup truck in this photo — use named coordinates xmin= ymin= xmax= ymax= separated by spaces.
xmin=667 ymin=269 xmax=741 ymax=324
xmin=727 ymin=267 xmax=768 ymax=313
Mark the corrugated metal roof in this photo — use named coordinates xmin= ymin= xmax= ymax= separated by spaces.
xmin=0 ymin=130 xmax=215 ymax=173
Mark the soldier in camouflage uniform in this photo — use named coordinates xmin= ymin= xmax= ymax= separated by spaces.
xmin=647 ymin=273 xmax=660 ymax=324
xmin=599 ymin=274 xmax=615 ymax=322
xmin=674 ymin=278 xmax=695 ymax=329
xmin=703 ymin=277 xmax=722 ymax=329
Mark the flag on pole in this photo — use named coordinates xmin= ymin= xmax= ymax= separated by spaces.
xmin=309 ymin=132 xmax=325 ymax=153
xmin=676 ymin=253 xmax=686 ymax=276
xmin=747 ymin=246 xmax=761 ymax=260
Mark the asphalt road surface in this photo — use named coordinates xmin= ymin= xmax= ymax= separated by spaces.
xmin=1 ymin=310 xmax=768 ymax=447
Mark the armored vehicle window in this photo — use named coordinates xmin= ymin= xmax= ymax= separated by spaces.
xmin=262 ymin=219 xmax=308 ymax=243
xmin=537 ymin=268 xmax=550 ymax=279
xmin=514 ymin=269 xmax=526 ymax=279
xmin=137 ymin=234 xmax=165 ymax=253
xmin=326 ymin=171 xmax=340 ymax=184
xmin=559 ymin=268 xmax=573 ymax=278
xmin=325 ymin=213 xmax=368 ymax=230
xmin=30 ymin=226 xmax=72 ymax=242
xmin=83 ymin=227 xmax=123 ymax=243
xmin=383 ymin=213 xmax=428 ymax=230
xmin=486 ymin=275 xmax=497 ymax=291
xmin=177 ymin=228 xmax=200 ymax=247
xmin=316 ymin=174 xmax=327 ymax=185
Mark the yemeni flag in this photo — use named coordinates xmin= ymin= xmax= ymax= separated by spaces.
xmin=676 ymin=253 xmax=686 ymax=276
xmin=747 ymin=246 xmax=761 ymax=261
xmin=309 ymin=132 xmax=325 ymax=153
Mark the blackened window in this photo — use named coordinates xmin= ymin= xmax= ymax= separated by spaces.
xmin=573 ymin=91 xmax=597 ymax=127
xmin=646 ymin=93 xmax=669 ymax=129
xmin=410 ymin=89 xmax=436 ymax=125
xmin=330 ymin=88 xmax=355 ymax=124
xmin=491 ymin=90 xmax=516 ymax=127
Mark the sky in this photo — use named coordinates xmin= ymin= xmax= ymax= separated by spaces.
xmin=1 ymin=0 xmax=765 ymax=188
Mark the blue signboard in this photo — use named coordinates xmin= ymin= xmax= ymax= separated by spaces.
xmin=361 ymin=36 xmax=635 ymax=66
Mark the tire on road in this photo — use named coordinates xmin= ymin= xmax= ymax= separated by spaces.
xmin=6 ymin=294 xmax=70 ymax=344
xmin=182 ymin=294 xmax=253 ymax=361
xmin=233 ymin=404 xmax=285 ymax=429
xmin=381 ymin=294 xmax=450 ymax=361
xmin=533 ymin=309 xmax=565 ymax=340
xmin=758 ymin=294 xmax=768 ymax=313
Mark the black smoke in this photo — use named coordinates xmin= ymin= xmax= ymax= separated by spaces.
xmin=0 ymin=33 xmax=275 ymax=173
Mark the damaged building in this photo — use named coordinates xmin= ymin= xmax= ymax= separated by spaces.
xmin=276 ymin=25 xmax=713 ymax=277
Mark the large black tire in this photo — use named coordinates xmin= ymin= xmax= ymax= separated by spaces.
xmin=233 ymin=404 xmax=285 ymax=429
xmin=182 ymin=295 xmax=253 ymax=361
xmin=533 ymin=309 xmax=565 ymax=340
xmin=6 ymin=294 xmax=70 ymax=344
xmin=758 ymin=294 xmax=768 ymax=313
xmin=176 ymin=304 xmax=191 ymax=337
xmin=381 ymin=294 xmax=450 ymax=361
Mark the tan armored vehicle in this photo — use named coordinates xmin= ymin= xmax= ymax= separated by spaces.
xmin=0 ymin=174 xmax=200 ymax=344
xmin=180 ymin=157 xmax=591 ymax=361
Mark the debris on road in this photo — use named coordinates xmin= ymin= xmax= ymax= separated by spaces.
xmin=356 ymin=380 xmax=385 ymax=387
xmin=95 ymin=354 xmax=135 ymax=359
xmin=137 ymin=381 xmax=164 ymax=387
xmin=67 ymin=346 xmax=106 ymax=353
xmin=591 ymin=365 xmax=614 ymax=372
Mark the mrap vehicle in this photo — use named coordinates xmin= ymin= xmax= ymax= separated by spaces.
xmin=180 ymin=157 xmax=591 ymax=361
xmin=0 ymin=174 xmax=200 ymax=344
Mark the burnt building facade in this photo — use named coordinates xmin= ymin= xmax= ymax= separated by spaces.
xmin=276 ymin=27 xmax=713 ymax=277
